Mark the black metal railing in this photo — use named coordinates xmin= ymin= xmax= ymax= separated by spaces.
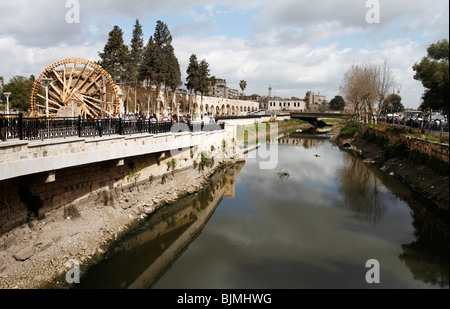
xmin=215 ymin=115 xmax=264 ymax=121
xmin=0 ymin=114 xmax=225 ymax=142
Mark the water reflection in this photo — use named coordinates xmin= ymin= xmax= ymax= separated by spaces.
xmin=75 ymin=163 xmax=244 ymax=289
xmin=337 ymin=155 xmax=386 ymax=224
xmin=73 ymin=132 xmax=448 ymax=289
xmin=277 ymin=132 xmax=449 ymax=288
xmin=399 ymin=206 xmax=449 ymax=288
xmin=272 ymin=132 xmax=327 ymax=149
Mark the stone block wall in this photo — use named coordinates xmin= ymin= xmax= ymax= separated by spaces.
xmin=358 ymin=125 xmax=449 ymax=163
xmin=0 ymin=129 xmax=235 ymax=234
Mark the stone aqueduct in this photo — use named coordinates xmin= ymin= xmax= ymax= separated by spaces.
xmin=121 ymin=87 xmax=260 ymax=118
xmin=30 ymin=57 xmax=259 ymax=118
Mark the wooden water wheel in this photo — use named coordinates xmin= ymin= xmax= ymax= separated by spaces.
xmin=30 ymin=58 xmax=120 ymax=118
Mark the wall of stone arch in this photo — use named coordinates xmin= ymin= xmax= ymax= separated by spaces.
xmin=109 ymin=88 xmax=260 ymax=117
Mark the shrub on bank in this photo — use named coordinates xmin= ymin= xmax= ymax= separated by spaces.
xmin=340 ymin=126 xmax=359 ymax=137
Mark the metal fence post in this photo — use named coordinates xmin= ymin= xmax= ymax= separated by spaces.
xmin=18 ymin=113 xmax=24 ymax=140
xmin=77 ymin=116 xmax=82 ymax=137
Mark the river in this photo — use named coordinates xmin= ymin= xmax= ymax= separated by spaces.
xmin=74 ymin=132 xmax=449 ymax=289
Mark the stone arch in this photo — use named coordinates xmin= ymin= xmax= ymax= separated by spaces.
xmin=221 ymin=104 xmax=226 ymax=116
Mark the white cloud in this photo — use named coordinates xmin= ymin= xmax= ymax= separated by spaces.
xmin=0 ymin=37 xmax=102 ymax=79
xmin=0 ymin=0 xmax=447 ymax=110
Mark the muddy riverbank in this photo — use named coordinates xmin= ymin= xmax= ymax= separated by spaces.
xmin=330 ymin=126 xmax=449 ymax=212
xmin=0 ymin=157 xmax=242 ymax=289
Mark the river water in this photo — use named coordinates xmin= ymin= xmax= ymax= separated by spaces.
xmin=75 ymin=132 xmax=449 ymax=289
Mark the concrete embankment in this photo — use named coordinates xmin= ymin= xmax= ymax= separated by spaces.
xmin=0 ymin=155 xmax=243 ymax=289
xmin=0 ymin=118 xmax=310 ymax=289
xmin=0 ymin=123 xmax=243 ymax=289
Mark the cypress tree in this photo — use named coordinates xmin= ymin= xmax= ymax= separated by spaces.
xmin=127 ymin=19 xmax=144 ymax=113
xmin=186 ymin=54 xmax=200 ymax=95
xmin=98 ymin=26 xmax=129 ymax=83
xmin=140 ymin=36 xmax=159 ymax=88
xmin=127 ymin=19 xmax=144 ymax=86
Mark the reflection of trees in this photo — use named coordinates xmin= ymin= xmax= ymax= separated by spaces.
xmin=337 ymin=155 xmax=386 ymax=224
xmin=399 ymin=209 xmax=449 ymax=288
xmin=337 ymin=152 xmax=449 ymax=287
xmin=74 ymin=163 xmax=244 ymax=289
xmin=276 ymin=136 xmax=326 ymax=149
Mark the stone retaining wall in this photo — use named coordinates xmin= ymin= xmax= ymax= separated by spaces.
xmin=0 ymin=129 xmax=238 ymax=234
xmin=357 ymin=124 xmax=449 ymax=163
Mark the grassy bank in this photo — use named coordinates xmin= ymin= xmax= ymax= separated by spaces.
xmin=236 ymin=119 xmax=311 ymax=144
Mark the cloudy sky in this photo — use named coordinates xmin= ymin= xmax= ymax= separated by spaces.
xmin=0 ymin=0 xmax=448 ymax=109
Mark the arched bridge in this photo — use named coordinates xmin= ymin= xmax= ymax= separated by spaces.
xmin=290 ymin=112 xmax=354 ymax=126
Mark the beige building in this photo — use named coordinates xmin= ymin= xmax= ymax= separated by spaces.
xmin=306 ymin=91 xmax=327 ymax=105
xmin=207 ymin=78 xmax=240 ymax=99
xmin=268 ymin=97 xmax=307 ymax=113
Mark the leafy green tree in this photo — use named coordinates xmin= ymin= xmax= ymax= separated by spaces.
xmin=185 ymin=55 xmax=210 ymax=117
xmin=413 ymin=39 xmax=449 ymax=118
xmin=186 ymin=54 xmax=200 ymax=95
xmin=98 ymin=26 xmax=129 ymax=83
xmin=153 ymin=20 xmax=173 ymax=49
xmin=126 ymin=19 xmax=145 ymax=113
xmin=329 ymin=95 xmax=346 ymax=111
xmin=153 ymin=20 xmax=181 ymax=95
xmin=381 ymin=94 xmax=404 ymax=114
xmin=1 ymin=75 xmax=37 ymax=112
xmin=127 ymin=19 xmax=144 ymax=85
xmin=140 ymin=36 xmax=159 ymax=87
xmin=165 ymin=45 xmax=182 ymax=92
xmin=198 ymin=59 xmax=211 ymax=108
xmin=151 ymin=20 xmax=181 ymax=110
xmin=198 ymin=60 xmax=211 ymax=96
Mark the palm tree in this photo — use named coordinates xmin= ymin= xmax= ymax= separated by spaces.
xmin=239 ymin=80 xmax=247 ymax=98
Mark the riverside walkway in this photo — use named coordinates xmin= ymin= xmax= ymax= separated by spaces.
xmin=0 ymin=115 xmax=226 ymax=182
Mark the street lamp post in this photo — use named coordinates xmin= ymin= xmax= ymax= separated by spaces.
xmin=40 ymin=78 xmax=53 ymax=118
xmin=391 ymin=83 xmax=402 ymax=116
xmin=4 ymin=92 xmax=11 ymax=117
xmin=393 ymin=83 xmax=402 ymax=95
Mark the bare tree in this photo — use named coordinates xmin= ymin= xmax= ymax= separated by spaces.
xmin=359 ymin=64 xmax=379 ymax=124
xmin=340 ymin=62 xmax=395 ymax=124
xmin=340 ymin=64 xmax=363 ymax=121
xmin=374 ymin=61 xmax=395 ymax=121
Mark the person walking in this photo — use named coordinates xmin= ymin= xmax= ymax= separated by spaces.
xmin=95 ymin=114 xmax=104 ymax=137
xmin=150 ymin=113 xmax=157 ymax=134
